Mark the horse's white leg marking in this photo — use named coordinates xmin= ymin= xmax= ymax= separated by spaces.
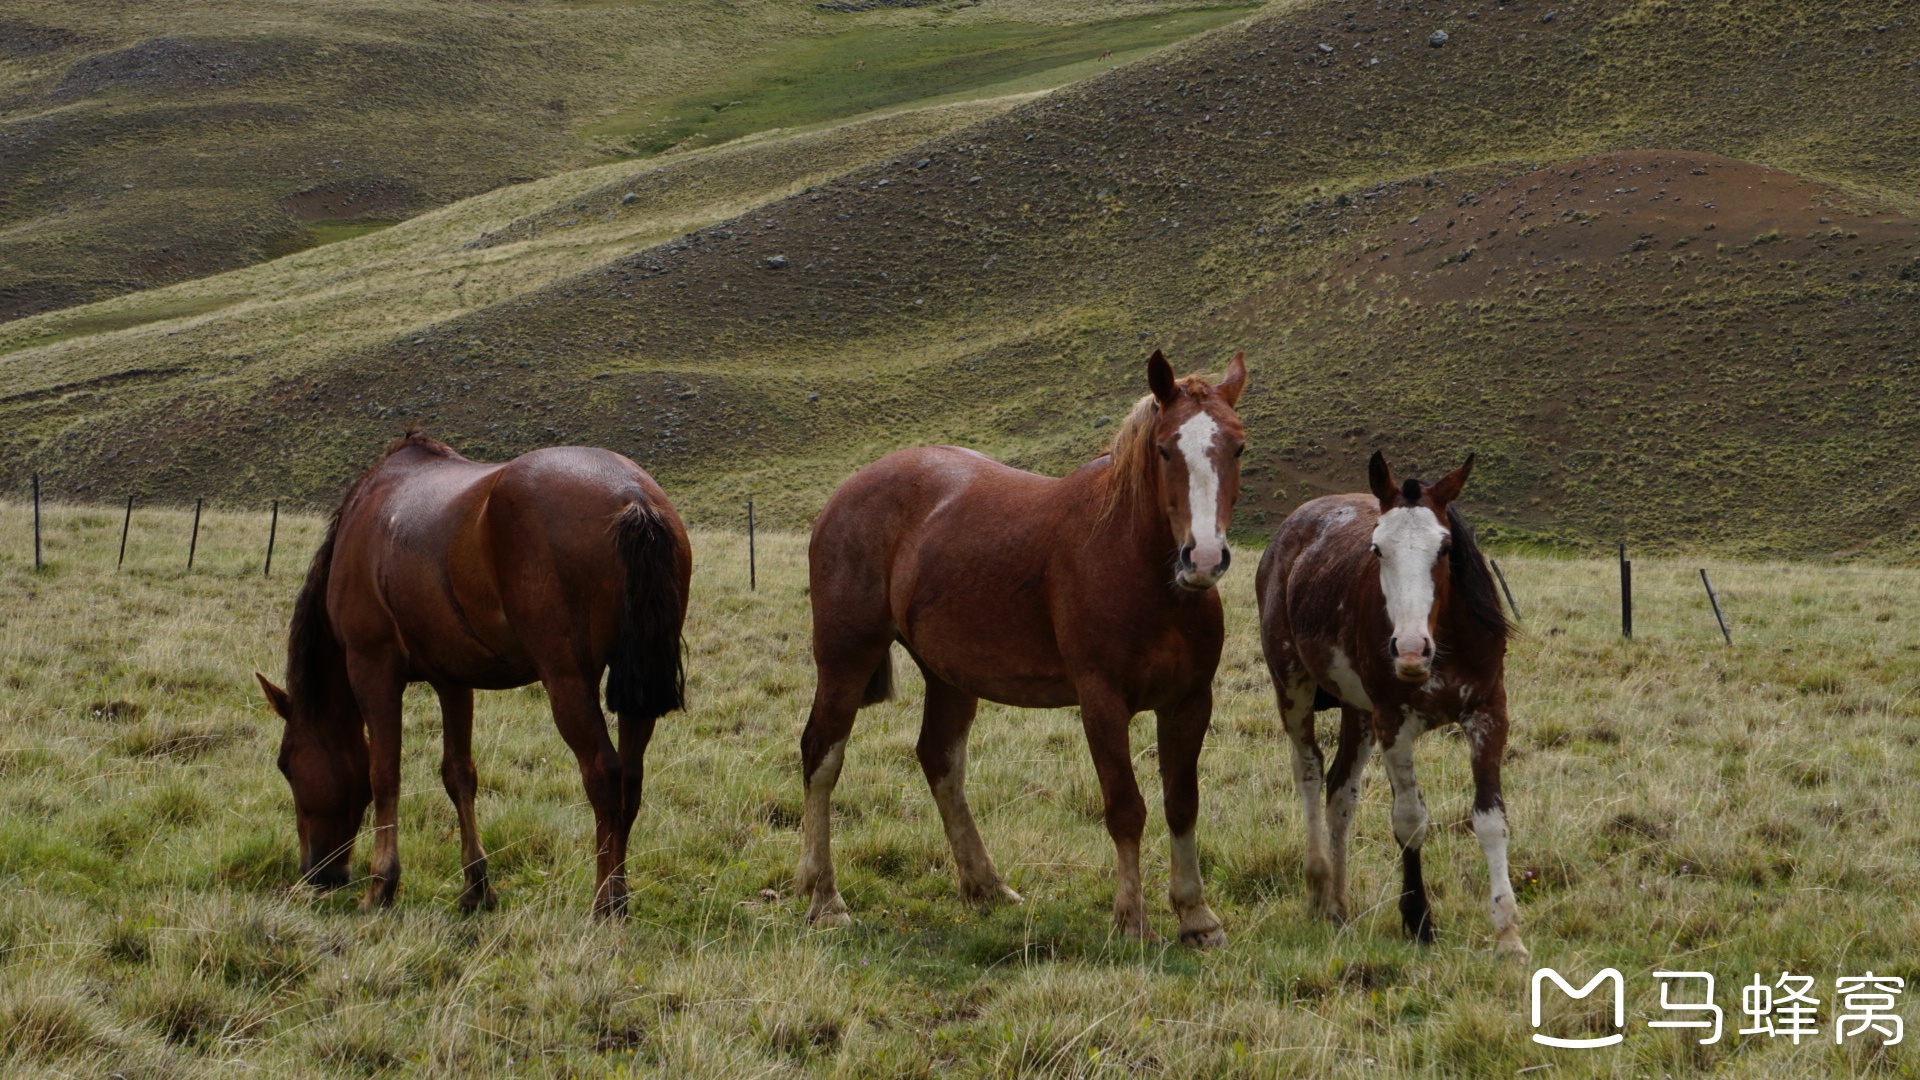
xmin=1277 ymin=674 xmax=1332 ymax=913
xmin=798 ymin=738 xmax=851 ymax=926
xmin=1473 ymin=805 xmax=1529 ymax=957
xmin=1177 ymin=412 xmax=1228 ymax=578
xmin=1382 ymin=715 xmax=1429 ymax=850
xmin=1168 ymin=827 xmax=1225 ymax=945
xmin=930 ymin=741 xmax=1022 ymax=904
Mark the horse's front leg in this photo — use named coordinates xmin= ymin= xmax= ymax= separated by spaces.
xmin=1271 ymin=665 xmax=1333 ymax=919
xmin=1156 ymin=691 xmax=1226 ymax=947
xmin=1467 ymin=703 xmax=1528 ymax=958
xmin=349 ymin=657 xmax=407 ymax=909
xmin=1322 ymin=706 xmax=1373 ymax=924
xmin=1378 ymin=712 xmax=1434 ymax=943
xmin=435 ymin=684 xmax=496 ymax=913
xmin=1077 ymin=684 xmax=1152 ymax=940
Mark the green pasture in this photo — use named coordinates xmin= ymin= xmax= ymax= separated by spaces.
xmin=590 ymin=7 xmax=1260 ymax=154
xmin=0 ymin=500 xmax=1915 ymax=1077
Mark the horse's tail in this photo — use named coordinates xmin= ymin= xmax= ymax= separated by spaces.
xmin=606 ymin=502 xmax=687 ymax=721
xmin=862 ymin=647 xmax=894 ymax=706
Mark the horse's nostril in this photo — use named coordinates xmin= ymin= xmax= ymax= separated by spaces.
xmin=1218 ymin=547 xmax=1232 ymax=573
xmin=1389 ymin=637 xmax=1398 ymax=656
xmin=1422 ymin=643 xmax=1433 ymax=658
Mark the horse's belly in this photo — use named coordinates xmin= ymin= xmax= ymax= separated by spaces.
xmin=899 ymin=603 xmax=1076 ymax=708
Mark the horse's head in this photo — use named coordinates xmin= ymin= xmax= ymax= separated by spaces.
xmin=1144 ymin=349 xmax=1248 ymax=591
xmin=255 ymin=672 xmax=370 ymax=890
xmin=1367 ymin=451 xmax=1475 ymax=682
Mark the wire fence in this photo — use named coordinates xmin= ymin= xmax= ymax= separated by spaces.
xmin=10 ymin=476 xmax=1920 ymax=654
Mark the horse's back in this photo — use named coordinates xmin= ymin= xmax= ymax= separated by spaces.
xmin=334 ymin=441 xmax=680 ymax=688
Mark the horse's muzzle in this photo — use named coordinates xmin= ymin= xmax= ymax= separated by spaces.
xmin=1176 ymin=542 xmax=1231 ymax=591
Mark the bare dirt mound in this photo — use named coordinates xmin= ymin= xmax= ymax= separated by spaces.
xmin=276 ymin=180 xmax=418 ymax=223
xmin=1317 ymin=151 xmax=1919 ymax=304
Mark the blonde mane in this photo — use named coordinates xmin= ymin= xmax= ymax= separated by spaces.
xmin=1097 ymin=375 xmax=1218 ymax=523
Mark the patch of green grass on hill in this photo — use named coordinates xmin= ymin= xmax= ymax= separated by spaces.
xmin=592 ymin=6 xmax=1258 ymax=154
xmin=0 ymin=0 xmax=1249 ymax=318
xmin=3 ymin=500 xmax=1919 ymax=1076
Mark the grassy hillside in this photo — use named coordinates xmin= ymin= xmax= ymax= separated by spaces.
xmin=0 ymin=0 xmax=1249 ymax=319
xmin=5 ymin=501 xmax=1920 ymax=1077
xmin=3 ymin=0 xmax=1919 ymax=556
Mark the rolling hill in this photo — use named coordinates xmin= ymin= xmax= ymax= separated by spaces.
xmin=3 ymin=0 xmax=1918 ymax=556
xmin=0 ymin=0 xmax=1249 ymax=319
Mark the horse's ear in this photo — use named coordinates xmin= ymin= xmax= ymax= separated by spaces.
xmin=1147 ymin=350 xmax=1178 ymax=406
xmin=1368 ymin=451 xmax=1397 ymax=510
xmin=1216 ymin=351 xmax=1246 ymax=407
xmin=1429 ymin=453 xmax=1475 ymax=507
xmin=256 ymin=673 xmax=292 ymax=721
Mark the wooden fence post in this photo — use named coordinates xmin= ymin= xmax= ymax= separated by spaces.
xmin=31 ymin=473 xmax=42 ymax=571
xmin=187 ymin=498 xmax=203 ymax=570
xmin=1489 ymin=558 xmax=1520 ymax=620
xmin=118 ymin=495 xmax=133 ymax=570
xmin=1699 ymin=568 xmax=1732 ymax=645
xmin=264 ymin=500 xmax=279 ymax=577
xmin=1618 ymin=543 xmax=1632 ymax=639
xmin=747 ymin=498 xmax=757 ymax=592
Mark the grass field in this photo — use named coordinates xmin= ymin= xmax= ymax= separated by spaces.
xmin=2 ymin=498 xmax=1917 ymax=1077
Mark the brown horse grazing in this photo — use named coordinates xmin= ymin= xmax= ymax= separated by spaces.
xmin=1254 ymin=452 xmax=1527 ymax=958
xmin=254 ymin=433 xmax=689 ymax=916
xmin=798 ymin=351 xmax=1247 ymax=945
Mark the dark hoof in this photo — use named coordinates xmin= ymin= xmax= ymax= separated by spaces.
xmin=1179 ymin=926 xmax=1228 ymax=949
xmin=458 ymin=886 xmax=498 ymax=914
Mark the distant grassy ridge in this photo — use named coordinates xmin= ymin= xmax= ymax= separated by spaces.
xmin=4 ymin=0 xmax=1920 ymax=556
xmin=0 ymin=0 xmax=1248 ymax=318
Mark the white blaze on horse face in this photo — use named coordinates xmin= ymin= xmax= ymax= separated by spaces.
xmin=1372 ymin=506 xmax=1449 ymax=680
xmin=1176 ymin=411 xmax=1229 ymax=586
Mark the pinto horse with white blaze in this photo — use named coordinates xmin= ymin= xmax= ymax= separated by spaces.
xmin=255 ymin=433 xmax=690 ymax=916
xmin=799 ymin=351 xmax=1246 ymax=944
xmin=1255 ymin=451 xmax=1527 ymax=957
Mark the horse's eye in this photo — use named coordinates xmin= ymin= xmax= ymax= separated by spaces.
xmin=1159 ymin=448 xmax=1171 ymax=461
xmin=1369 ymin=544 xmax=1380 ymax=556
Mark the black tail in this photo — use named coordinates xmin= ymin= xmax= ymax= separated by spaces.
xmin=605 ymin=503 xmax=687 ymax=721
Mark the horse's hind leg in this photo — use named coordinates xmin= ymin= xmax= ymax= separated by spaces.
xmin=1273 ymin=668 xmax=1334 ymax=919
xmin=797 ymin=643 xmax=889 ymax=927
xmin=435 ymin=684 xmax=496 ymax=913
xmin=614 ymin=708 xmax=658 ymax=875
xmin=543 ymin=671 xmax=629 ymax=917
xmin=917 ymin=675 xmax=1020 ymax=907
xmin=1156 ymin=691 xmax=1226 ymax=947
xmin=1323 ymin=706 xmax=1373 ymax=925
xmin=1379 ymin=714 xmax=1434 ymax=943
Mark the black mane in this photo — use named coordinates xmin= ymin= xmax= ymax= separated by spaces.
xmin=1446 ymin=504 xmax=1511 ymax=639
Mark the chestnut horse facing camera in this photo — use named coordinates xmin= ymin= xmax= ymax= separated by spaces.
xmin=799 ymin=350 xmax=1247 ymax=945
xmin=255 ymin=433 xmax=690 ymax=916
xmin=1255 ymin=451 xmax=1527 ymax=957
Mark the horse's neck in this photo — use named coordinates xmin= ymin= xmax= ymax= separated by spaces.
xmin=1078 ymin=466 xmax=1175 ymax=562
